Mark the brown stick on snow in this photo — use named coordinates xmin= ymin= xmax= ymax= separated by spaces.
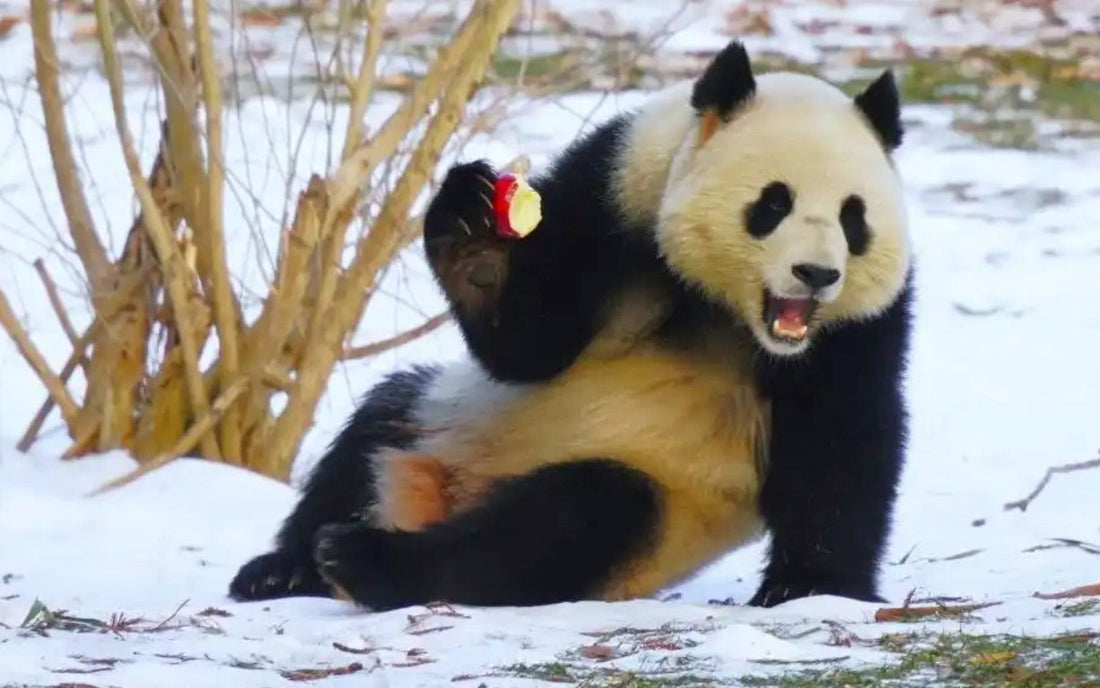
xmin=342 ymin=313 xmax=450 ymax=361
xmin=1003 ymin=455 xmax=1100 ymax=512
xmin=1034 ymin=583 xmax=1100 ymax=600
xmin=88 ymin=377 xmax=251 ymax=496
xmin=29 ymin=0 xmax=111 ymax=291
xmin=0 ymin=287 xmax=80 ymax=428
xmin=94 ymin=0 xmax=219 ymax=460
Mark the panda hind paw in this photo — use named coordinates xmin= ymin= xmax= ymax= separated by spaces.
xmin=313 ymin=523 xmax=432 ymax=612
xmin=228 ymin=549 xmax=328 ymax=601
xmin=748 ymin=577 xmax=885 ymax=608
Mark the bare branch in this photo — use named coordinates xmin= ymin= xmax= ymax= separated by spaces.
xmin=32 ymin=258 xmax=82 ymax=351
xmin=94 ymin=0 xmax=219 ymax=460
xmin=29 ymin=0 xmax=111 ymax=291
xmin=88 ymin=376 xmax=251 ymax=496
xmin=0 ymin=287 xmax=80 ymax=429
xmin=340 ymin=0 xmax=390 ymax=162
xmin=262 ymin=0 xmax=521 ymax=480
xmin=17 ymin=325 xmax=93 ymax=451
xmin=342 ymin=313 xmax=450 ymax=361
xmin=1003 ymin=454 xmax=1100 ymax=512
xmin=192 ymin=0 xmax=242 ymax=463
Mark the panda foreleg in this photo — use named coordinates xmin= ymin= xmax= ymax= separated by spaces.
xmin=423 ymin=160 xmax=653 ymax=383
xmin=750 ymin=299 xmax=910 ymax=608
xmin=311 ymin=458 xmax=662 ymax=611
xmin=227 ymin=366 xmax=438 ymax=602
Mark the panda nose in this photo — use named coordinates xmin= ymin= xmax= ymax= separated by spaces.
xmin=791 ymin=263 xmax=841 ymax=290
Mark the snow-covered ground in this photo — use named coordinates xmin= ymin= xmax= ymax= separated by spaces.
xmin=2 ymin=0 xmax=1100 ymax=685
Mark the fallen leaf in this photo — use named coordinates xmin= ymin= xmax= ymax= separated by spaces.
xmin=0 ymin=15 xmax=21 ymax=38
xmin=580 ymin=643 xmax=616 ymax=660
xmin=970 ymin=651 xmax=1017 ymax=666
xmin=279 ymin=662 xmax=364 ymax=682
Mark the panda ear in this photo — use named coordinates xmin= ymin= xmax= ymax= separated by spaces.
xmin=854 ymin=69 xmax=904 ymax=150
xmin=691 ymin=40 xmax=756 ymax=145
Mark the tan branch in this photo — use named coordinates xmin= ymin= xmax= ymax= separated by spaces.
xmin=29 ymin=0 xmax=111 ymax=291
xmin=342 ymin=312 xmax=450 ymax=361
xmin=326 ymin=0 xmax=511 ymax=227
xmin=33 ymin=258 xmax=81 ymax=350
xmin=87 ymin=376 xmax=250 ymax=496
xmin=95 ymin=0 xmax=219 ymax=460
xmin=261 ymin=0 xmax=520 ymax=480
xmin=192 ymin=0 xmax=241 ymax=463
xmin=17 ymin=324 xmax=94 ymax=452
xmin=0 ymin=287 xmax=80 ymax=429
xmin=340 ymin=0 xmax=390 ymax=162
xmin=18 ymin=263 xmax=156 ymax=452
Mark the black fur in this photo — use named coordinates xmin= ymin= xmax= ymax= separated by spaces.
xmin=744 ymin=182 xmax=794 ymax=238
xmin=228 ymin=365 xmax=439 ymax=602
xmin=840 ymin=195 xmax=870 ymax=256
xmin=312 ymin=459 xmax=662 ymax=610
xmin=423 ymin=115 xmax=669 ymax=384
xmin=749 ymin=272 xmax=913 ymax=607
xmin=690 ymin=39 xmax=756 ymax=120
xmin=854 ymin=70 xmax=904 ymax=150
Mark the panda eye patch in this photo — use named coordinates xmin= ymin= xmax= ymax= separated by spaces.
xmin=839 ymin=195 xmax=870 ymax=256
xmin=744 ymin=181 xmax=793 ymax=238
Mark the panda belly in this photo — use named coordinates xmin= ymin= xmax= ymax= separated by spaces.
xmin=370 ymin=344 xmax=771 ymax=600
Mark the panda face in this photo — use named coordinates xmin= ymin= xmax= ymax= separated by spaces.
xmin=654 ymin=67 xmax=911 ymax=357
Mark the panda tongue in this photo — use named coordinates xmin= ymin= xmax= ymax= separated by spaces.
xmin=774 ymin=298 xmax=810 ymax=336
xmin=778 ymin=299 xmax=809 ymax=327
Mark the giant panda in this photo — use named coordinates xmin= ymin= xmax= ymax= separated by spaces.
xmin=229 ymin=40 xmax=913 ymax=612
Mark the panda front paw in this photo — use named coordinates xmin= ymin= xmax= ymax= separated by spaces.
xmin=228 ymin=549 xmax=328 ymax=601
xmin=423 ymin=161 xmax=511 ymax=316
xmin=748 ymin=575 xmax=884 ymax=608
xmin=313 ymin=523 xmax=434 ymax=612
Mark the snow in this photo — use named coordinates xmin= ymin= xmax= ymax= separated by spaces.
xmin=2 ymin=0 xmax=1100 ymax=685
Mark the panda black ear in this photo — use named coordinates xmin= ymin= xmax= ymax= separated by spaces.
xmin=691 ymin=40 xmax=756 ymax=145
xmin=854 ymin=69 xmax=904 ymax=150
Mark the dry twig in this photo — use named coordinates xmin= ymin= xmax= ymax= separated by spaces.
xmin=0 ymin=288 xmax=80 ymax=426
xmin=1003 ymin=454 xmax=1100 ymax=512
xmin=342 ymin=312 xmax=450 ymax=360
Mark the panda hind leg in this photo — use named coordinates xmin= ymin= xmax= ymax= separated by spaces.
xmin=312 ymin=458 xmax=662 ymax=611
xmin=227 ymin=366 xmax=438 ymax=603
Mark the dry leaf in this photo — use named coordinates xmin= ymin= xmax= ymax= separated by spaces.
xmin=0 ymin=15 xmax=21 ymax=38
xmin=580 ymin=644 xmax=616 ymax=660
xmin=970 ymin=651 xmax=1017 ymax=666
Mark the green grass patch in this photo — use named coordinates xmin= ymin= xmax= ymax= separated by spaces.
xmin=742 ymin=630 xmax=1100 ymax=687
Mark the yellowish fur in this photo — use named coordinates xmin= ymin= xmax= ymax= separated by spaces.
xmin=373 ymin=322 xmax=770 ymax=599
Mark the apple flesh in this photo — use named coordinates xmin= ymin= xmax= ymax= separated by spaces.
xmin=492 ymin=173 xmax=542 ymax=239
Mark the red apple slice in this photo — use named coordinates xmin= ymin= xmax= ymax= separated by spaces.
xmin=492 ymin=173 xmax=542 ymax=239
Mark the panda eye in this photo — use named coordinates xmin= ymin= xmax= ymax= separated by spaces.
xmin=840 ymin=194 xmax=870 ymax=256
xmin=744 ymin=181 xmax=793 ymax=238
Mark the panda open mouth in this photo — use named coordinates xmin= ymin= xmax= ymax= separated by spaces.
xmin=763 ymin=292 xmax=818 ymax=344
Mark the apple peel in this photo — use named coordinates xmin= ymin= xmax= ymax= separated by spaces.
xmin=492 ymin=173 xmax=542 ymax=239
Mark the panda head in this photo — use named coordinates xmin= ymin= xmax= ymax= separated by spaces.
xmin=651 ymin=41 xmax=911 ymax=357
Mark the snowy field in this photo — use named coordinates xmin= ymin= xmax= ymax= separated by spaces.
xmin=2 ymin=0 xmax=1100 ymax=686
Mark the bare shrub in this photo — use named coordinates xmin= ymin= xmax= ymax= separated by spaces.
xmin=3 ymin=0 xmax=521 ymax=490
